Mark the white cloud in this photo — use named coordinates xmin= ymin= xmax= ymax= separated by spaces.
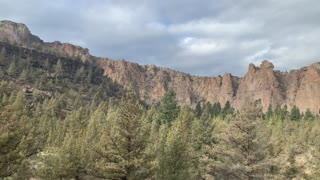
xmin=179 ymin=37 xmax=228 ymax=55
xmin=168 ymin=19 xmax=262 ymax=37
xmin=1 ymin=0 xmax=320 ymax=76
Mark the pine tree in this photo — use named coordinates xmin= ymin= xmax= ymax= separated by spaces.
xmin=191 ymin=105 xmax=216 ymax=179
xmin=157 ymin=115 xmax=193 ymax=180
xmin=157 ymin=88 xmax=179 ymax=125
xmin=55 ymin=59 xmax=64 ymax=78
xmin=266 ymin=104 xmax=273 ymax=120
xmin=7 ymin=61 xmax=18 ymax=77
xmin=205 ymin=102 xmax=278 ymax=179
xmin=194 ymin=102 xmax=202 ymax=118
xmin=222 ymin=101 xmax=233 ymax=118
xmin=44 ymin=58 xmax=50 ymax=70
xmin=75 ymin=66 xmax=85 ymax=83
xmin=95 ymin=92 xmax=150 ymax=179
xmin=0 ymin=92 xmax=29 ymax=177
xmin=0 ymin=47 xmax=6 ymax=66
xmin=290 ymin=105 xmax=301 ymax=121
xmin=19 ymin=68 xmax=29 ymax=82
xmin=304 ymin=108 xmax=315 ymax=121
xmin=86 ymin=66 xmax=93 ymax=84
xmin=212 ymin=102 xmax=222 ymax=117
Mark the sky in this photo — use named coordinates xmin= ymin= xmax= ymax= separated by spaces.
xmin=0 ymin=0 xmax=320 ymax=76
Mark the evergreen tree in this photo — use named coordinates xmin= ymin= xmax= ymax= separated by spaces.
xmin=157 ymin=116 xmax=193 ymax=180
xmin=75 ymin=66 xmax=85 ymax=83
xmin=304 ymin=108 xmax=315 ymax=121
xmin=222 ymin=101 xmax=233 ymax=118
xmin=19 ymin=68 xmax=29 ymax=82
xmin=290 ymin=105 xmax=301 ymax=121
xmin=157 ymin=88 xmax=179 ymax=125
xmin=44 ymin=58 xmax=50 ymax=70
xmin=86 ymin=66 xmax=93 ymax=84
xmin=0 ymin=47 xmax=6 ymax=66
xmin=266 ymin=104 xmax=273 ymax=120
xmin=55 ymin=59 xmax=64 ymax=78
xmin=0 ymin=92 xmax=29 ymax=178
xmin=205 ymin=102 xmax=278 ymax=179
xmin=281 ymin=105 xmax=289 ymax=120
xmin=96 ymin=92 xmax=150 ymax=179
xmin=7 ymin=61 xmax=18 ymax=77
xmin=37 ymin=146 xmax=81 ymax=180
xmin=191 ymin=105 xmax=216 ymax=179
xmin=194 ymin=102 xmax=202 ymax=118
xmin=212 ymin=102 xmax=222 ymax=117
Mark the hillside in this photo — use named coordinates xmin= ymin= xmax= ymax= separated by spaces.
xmin=1 ymin=20 xmax=320 ymax=113
xmin=1 ymin=20 xmax=320 ymax=180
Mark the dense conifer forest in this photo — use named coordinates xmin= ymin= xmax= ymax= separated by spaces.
xmin=1 ymin=43 xmax=320 ymax=180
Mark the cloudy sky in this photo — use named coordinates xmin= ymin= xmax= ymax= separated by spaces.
xmin=0 ymin=0 xmax=320 ymax=76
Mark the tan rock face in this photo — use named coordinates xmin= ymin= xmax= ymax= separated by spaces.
xmin=0 ymin=20 xmax=43 ymax=46
xmin=0 ymin=20 xmax=90 ymax=62
xmin=99 ymin=59 xmax=320 ymax=113
xmin=45 ymin=41 xmax=90 ymax=62
xmin=1 ymin=20 xmax=320 ymax=113
xmin=295 ymin=63 xmax=320 ymax=113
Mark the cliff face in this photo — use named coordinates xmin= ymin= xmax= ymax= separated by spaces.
xmin=0 ymin=20 xmax=90 ymax=61
xmin=96 ymin=58 xmax=320 ymax=113
xmin=0 ymin=20 xmax=43 ymax=46
xmin=45 ymin=41 xmax=90 ymax=62
xmin=1 ymin=20 xmax=320 ymax=113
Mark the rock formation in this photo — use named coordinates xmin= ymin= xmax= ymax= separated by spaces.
xmin=1 ymin=20 xmax=320 ymax=113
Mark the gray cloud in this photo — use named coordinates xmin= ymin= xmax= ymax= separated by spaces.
xmin=0 ymin=0 xmax=320 ymax=76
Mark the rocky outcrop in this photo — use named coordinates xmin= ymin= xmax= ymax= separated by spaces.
xmin=0 ymin=20 xmax=90 ymax=61
xmin=98 ymin=58 xmax=320 ymax=113
xmin=233 ymin=60 xmax=285 ymax=111
xmin=1 ymin=20 xmax=320 ymax=113
xmin=0 ymin=20 xmax=43 ymax=47
xmin=294 ymin=63 xmax=320 ymax=113
xmin=45 ymin=41 xmax=90 ymax=62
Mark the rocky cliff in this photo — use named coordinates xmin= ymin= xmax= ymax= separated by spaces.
xmin=0 ymin=20 xmax=91 ymax=62
xmin=98 ymin=59 xmax=320 ymax=113
xmin=1 ymin=20 xmax=320 ymax=113
xmin=0 ymin=20 xmax=43 ymax=47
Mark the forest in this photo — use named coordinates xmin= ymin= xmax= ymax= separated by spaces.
xmin=1 ymin=44 xmax=320 ymax=180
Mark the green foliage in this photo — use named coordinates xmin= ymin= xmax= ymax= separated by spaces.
xmin=266 ymin=104 xmax=273 ymax=119
xmin=7 ymin=61 xmax=18 ymax=77
xmin=37 ymin=149 xmax=80 ymax=180
xmin=157 ymin=120 xmax=193 ymax=180
xmin=194 ymin=102 xmax=202 ymax=118
xmin=212 ymin=102 xmax=222 ymax=117
xmin=54 ymin=59 xmax=64 ymax=78
xmin=304 ymin=108 xmax=315 ymax=121
xmin=222 ymin=100 xmax=233 ymax=118
xmin=290 ymin=105 xmax=301 ymax=121
xmin=205 ymin=102 xmax=278 ymax=179
xmin=157 ymin=88 xmax=179 ymax=125
xmin=1 ymin=43 xmax=320 ymax=179
xmin=0 ymin=47 xmax=6 ymax=66
xmin=95 ymin=92 xmax=151 ymax=179
xmin=0 ymin=91 xmax=30 ymax=178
